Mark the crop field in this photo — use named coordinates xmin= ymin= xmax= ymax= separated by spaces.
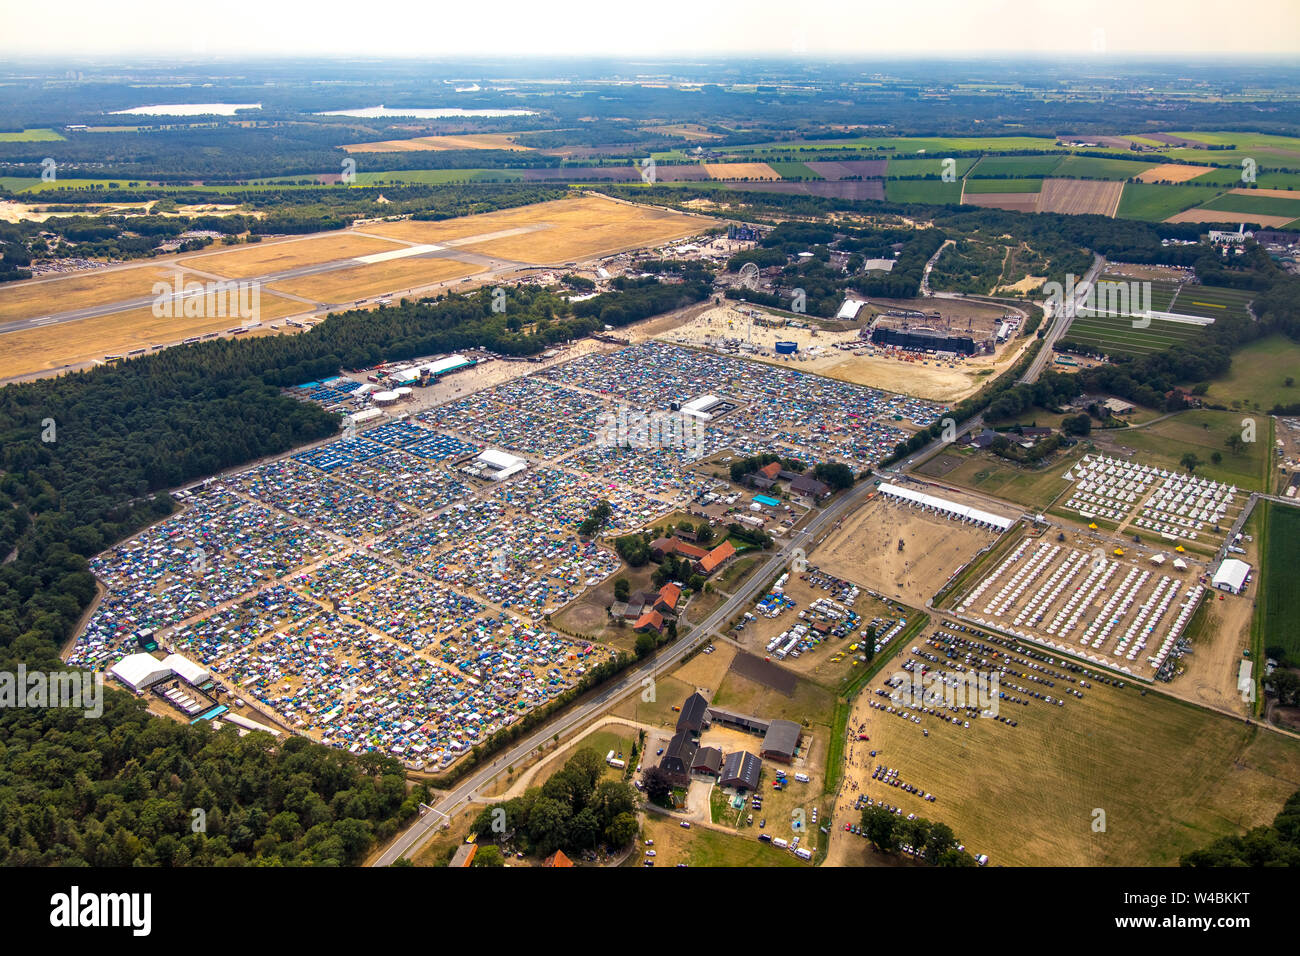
xmin=178 ymin=233 xmax=407 ymax=279
xmin=1164 ymin=207 xmax=1298 ymax=228
xmin=960 ymin=191 xmax=1040 ymax=212
xmin=1203 ymin=335 xmax=1300 ymax=411
xmin=885 ymin=157 xmax=977 ymax=179
xmin=1255 ymin=500 xmax=1300 ymax=661
xmin=1196 ymin=191 xmax=1300 ymax=222
xmin=733 ymin=180 xmax=886 ymax=200
xmin=968 ymin=154 xmax=1062 ymax=178
xmin=1063 ymin=313 xmax=1203 ymax=356
xmin=703 ymin=162 xmax=781 ymax=180
xmin=1183 ymin=168 xmax=1300 ymax=189
xmin=1168 ymin=284 xmax=1255 ymax=322
xmin=722 ymin=135 xmax=1063 ymax=154
xmin=266 ymin=256 xmax=485 ymax=303
xmin=360 ymin=194 xmax=706 ymax=262
xmin=766 ymin=161 xmax=822 ymax=179
xmin=0 ymin=295 xmax=306 ymax=380
xmin=1162 ymin=131 xmax=1300 ymax=171
xmin=1037 ymin=178 xmax=1124 ymax=216
xmin=1051 ymin=155 xmax=1159 ymax=180
xmin=341 ymin=134 xmax=531 ymax=153
xmin=1116 ymin=183 xmax=1217 ymax=221
xmin=0 ymin=128 xmax=64 ymax=142
xmin=1135 ymin=163 xmax=1220 ymax=184
xmin=963 ymin=177 xmax=1044 ymax=193
xmin=802 ymin=159 xmax=888 ymax=180
xmin=885 ymin=179 xmax=962 ymax=204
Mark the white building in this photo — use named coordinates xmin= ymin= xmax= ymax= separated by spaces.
xmin=109 ymin=653 xmax=173 ymax=692
xmin=681 ymin=394 xmax=723 ymax=421
xmin=162 ymin=653 xmax=210 ymax=687
xmin=1211 ymin=558 xmax=1251 ymax=594
xmin=836 ymin=298 xmax=868 ymax=320
xmin=474 ymin=448 xmax=528 ymax=481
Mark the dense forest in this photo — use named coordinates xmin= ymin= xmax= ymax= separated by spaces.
xmin=468 ymin=748 xmax=640 ymax=860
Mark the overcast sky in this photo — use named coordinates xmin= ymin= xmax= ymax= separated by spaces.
xmin=4 ymin=0 xmax=1298 ymax=58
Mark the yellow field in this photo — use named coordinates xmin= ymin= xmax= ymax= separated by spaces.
xmin=0 ymin=293 xmax=306 ymax=380
xmin=177 ymin=233 xmax=406 ymax=279
xmin=1228 ymin=186 xmax=1300 ymax=199
xmin=1135 ymin=164 xmax=1213 ymax=184
xmin=341 ymin=134 xmax=531 ymax=153
xmin=359 ymin=195 xmax=705 ymax=263
xmin=1164 ymin=208 xmax=1298 ymax=228
xmin=0 ymin=265 xmax=206 ymax=324
xmin=703 ymin=162 xmax=781 ymax=181
xmin=267 ymin=256 xmax=485 ymax=303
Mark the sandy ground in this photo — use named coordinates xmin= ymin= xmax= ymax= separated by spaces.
xmin=657 ymin=304 xmax=1033 ymax=403
xmin=813 ymin=496 xmax=1001 ymax=607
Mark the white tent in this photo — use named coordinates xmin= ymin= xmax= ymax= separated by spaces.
xmin=110 ymin=653 xmax=172 ymax=692
xmin=1211 ymin=558 xmax=1250 ymax=594
xmin=162 ymin=652 xmax=210 ymax=687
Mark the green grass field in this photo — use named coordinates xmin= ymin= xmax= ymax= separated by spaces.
xmin=1188 ymin=167 xmax=1300 ymax=189
xmin=1052 ymin=155 xmax=1158 ymax=180
xmin=885 ymin=157 xmax=977 ymax=179
xmin=723 ymin=135 xmax=1063 ymax=155
xmin=768 ymin=161 xmax=822 ymax=179
xmin=963 ymin=177 xmax=1044 ymax=193
xmin=1255 ymin=500 xmax=1300 ymax=662
xmin=1196 ymin=191 xmax=1300 ymax=222
xmin=915 ymin=443 xmax=1085 ymax=510
xmin=1116 ymin=183 xmax=1221 ymax=221
xmin=1113 ymin=410 xmax=1273 ymax=491
xmin=1204 ymin=335 xmax=1300 ymax=412
xmin=885 ymin=179 xmax=962 ymax=204
xmin=967 ymin=154 xmax=1062 ymax=178
xmin=0 ymin=128 xmax=65 ymax=142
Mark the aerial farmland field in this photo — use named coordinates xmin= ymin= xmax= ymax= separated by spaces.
xmin=967 ymin=154 xmax=1062 ymax=177
xmin=1116 ymin=183 xmax=1220 ymax=221
xmin=1037 ymin=178 xmax=1124 ymax=215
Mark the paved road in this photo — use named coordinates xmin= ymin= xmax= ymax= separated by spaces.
xmin=371 ymin=476 xmax=883 ymax=865
xmin=1019 ymin=253 xmax=1105 ymax=385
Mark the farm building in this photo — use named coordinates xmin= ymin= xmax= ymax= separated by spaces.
xmin=1102 ymin=398 xmax=1134 ymax=416
xmin=760 ymin=719 xmax=802 ymax=763
xmin=720 ymin=750 xmax=763 ymax=790
xmin=677 ymin=692 xmax=711 ymax=735
xmin=697 ymin=540 xmax=737 ymax=575
xmin=658 ymin=730 xmax=699 ymax=786
xmin=705 ymin=708 xmax=770 ymax=735
xmin=692 ymin=746 xmax=723 ymax=776
xmin=1212 ymin=558 xmax=1251 ymax=595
